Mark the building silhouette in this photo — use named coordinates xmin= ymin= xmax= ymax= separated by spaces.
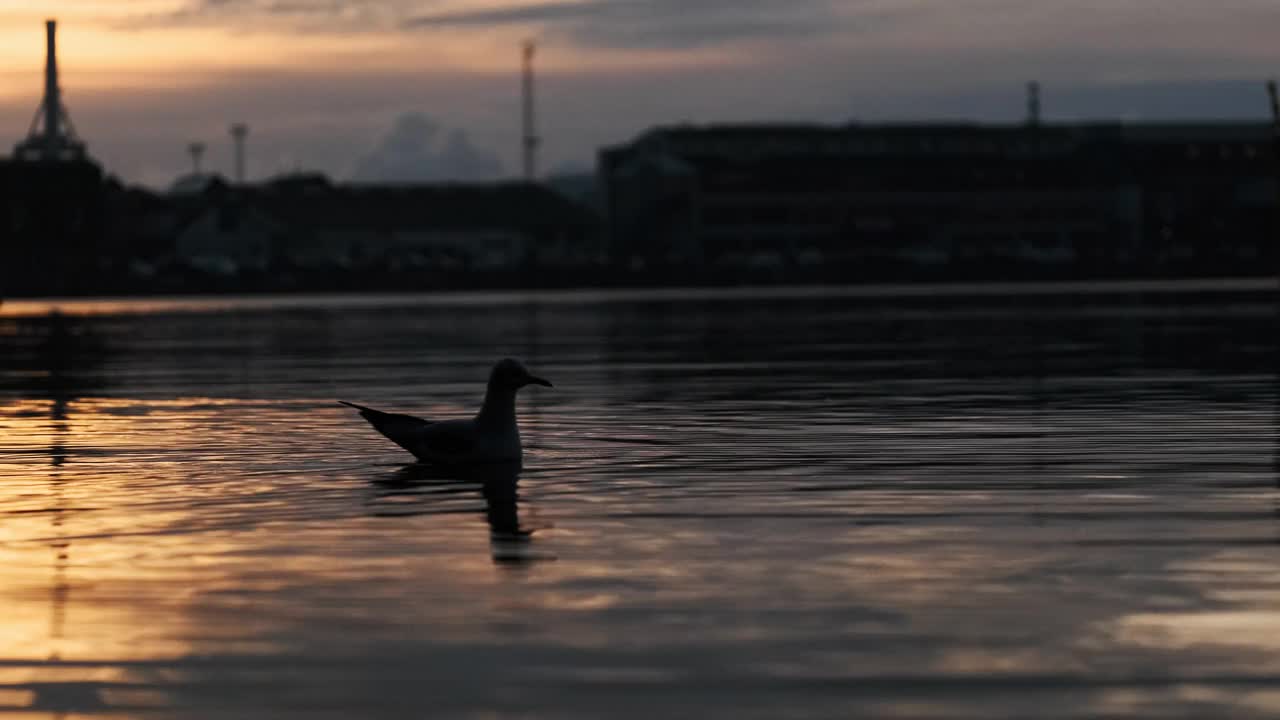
xmin=2 ymin=19 xmax=1278 ymax=295
xmin=600 ymin=122 xmax=1278 ymax=280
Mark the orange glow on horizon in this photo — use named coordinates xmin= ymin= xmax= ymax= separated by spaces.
xmin=0 ymin=2 xmax=751 ymax=105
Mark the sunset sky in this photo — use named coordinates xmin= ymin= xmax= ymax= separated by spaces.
xmin=1 ymin=0 xmax=1277 ymax=187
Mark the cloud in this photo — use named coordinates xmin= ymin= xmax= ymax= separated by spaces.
xmin=110 ymin=0 xmax=1280 ymax=62
xmin=351 ymin=113 xmax=504 ymax=183
xmin=117 ymin=0 xmax=400 ymax=31
xmin=117 ymin=0 xmax=854 ymax=49
xmin=404 ymin=0 xmax=848 ymax=49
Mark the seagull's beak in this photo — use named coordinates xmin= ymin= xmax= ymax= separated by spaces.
xmin=527 ymin=375 xmax=553 ymax=388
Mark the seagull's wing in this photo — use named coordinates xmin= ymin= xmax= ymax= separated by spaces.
xmin=339 ymin=401 xmax=434 ymax=457
xmin=339 ymin=401 xmax=480 ymax=462
xmin=413 ymin=420 xmax=479 ymax=462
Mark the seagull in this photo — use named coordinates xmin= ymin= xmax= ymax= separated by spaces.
xmin=340 ymin=358 xmax=552 ymax=465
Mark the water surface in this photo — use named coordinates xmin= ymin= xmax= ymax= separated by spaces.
xmin=1 ymin=285 xmax=1279 ymax=718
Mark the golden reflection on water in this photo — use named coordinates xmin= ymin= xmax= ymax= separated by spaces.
xmin=1114 ymin=609 xmax=1280 ymax=652
xmin=1 ymin=291 xmax=1278 ymax=717
xmin=1105 ymin=550 xmax=1280 ymax=661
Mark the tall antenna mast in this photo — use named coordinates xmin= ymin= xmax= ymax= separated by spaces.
xmin=1268 ymin=80 xmax=1280 ymax=481
xmin=1268 ymin=79 xmax=1279 ymax=134
xmin=14 ymin=19 xmax=86 ymax=162
xmin=230 ymin=123 xmax=249 ymax=184
xmin=522 ymin=40 xmax=540 ymax=182
xmin=188 ymin=142 xmax=206 ymax=174
xmin=1027 ymin=81 xmax=1041 ymax=127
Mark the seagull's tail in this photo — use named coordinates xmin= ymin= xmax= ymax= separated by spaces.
xmin=338 ymin=400 xmax=433 ymax=457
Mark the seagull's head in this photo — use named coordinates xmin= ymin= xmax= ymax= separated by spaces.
xmin=491 ymin=358 xmax=553 ymax=391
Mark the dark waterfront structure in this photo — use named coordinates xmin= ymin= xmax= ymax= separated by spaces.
xmin=2 ymin=19 xmax=1278 ymax=296
xmin=600 ymin=122 xmax=1279 ymax=280
xmin=15 ymin=21 xmax=86 ymax=163
xmin=0 ymin=160 xmax=105 ymax=296
xmin=100 ymin=174 xmax=602 ymax=294
xmin=1 ymin=20 xmax=105 ymax=296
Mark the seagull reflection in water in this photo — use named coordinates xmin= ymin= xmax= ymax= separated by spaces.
xmin=364 ymin=461 xmax=552 ymax=566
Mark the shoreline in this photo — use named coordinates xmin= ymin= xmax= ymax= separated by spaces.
xmin=3 ymin=275 xmax=1277 ymax=317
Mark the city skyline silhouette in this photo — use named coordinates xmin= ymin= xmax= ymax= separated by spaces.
xmin=0 ymin=2 xmax=1278 ymax=186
